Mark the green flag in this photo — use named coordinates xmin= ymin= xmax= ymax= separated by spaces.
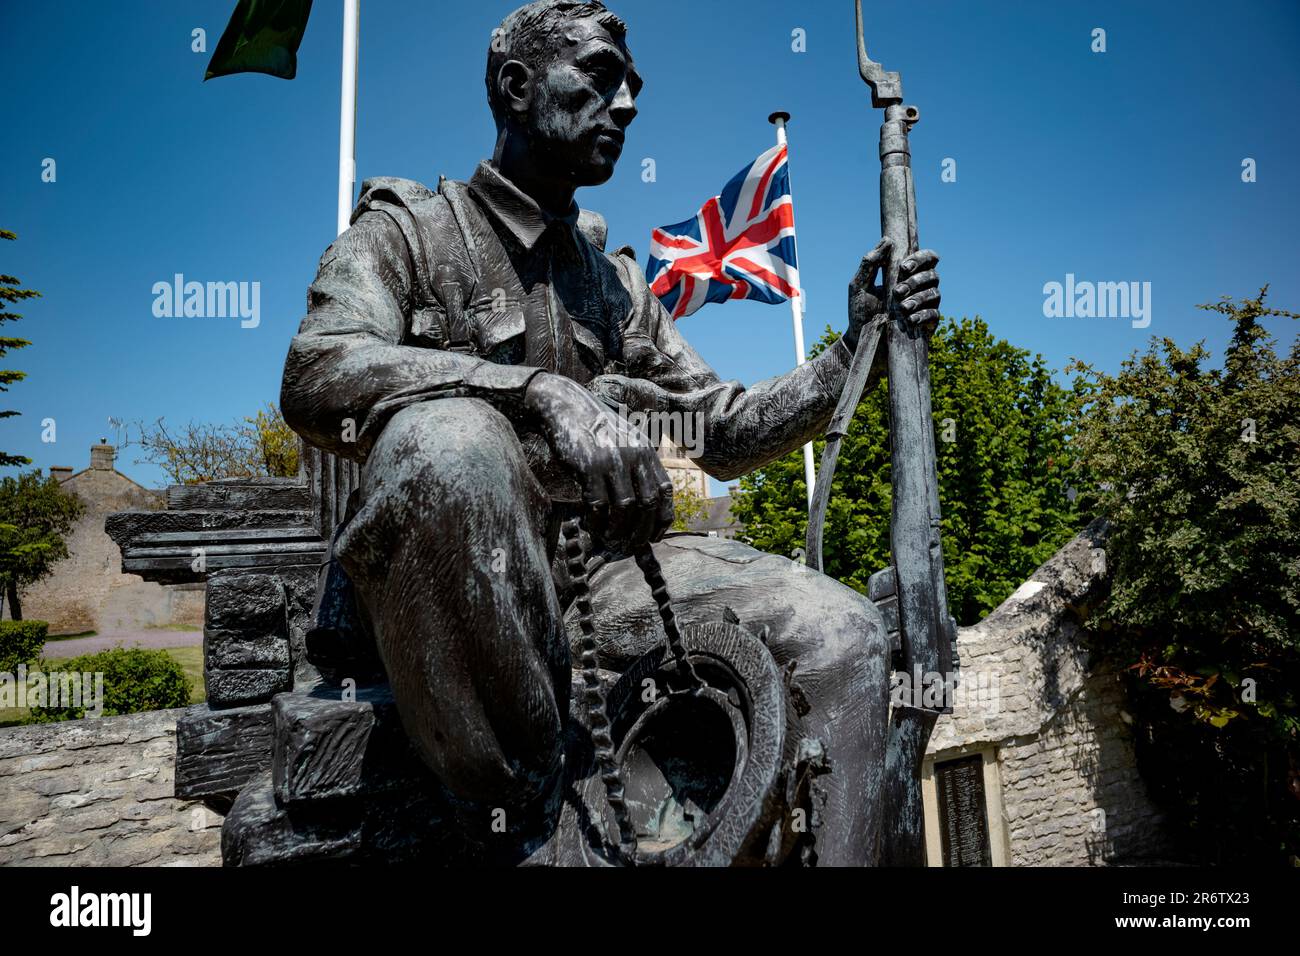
xmin=205 ymin=0 xmax=315 ymax=81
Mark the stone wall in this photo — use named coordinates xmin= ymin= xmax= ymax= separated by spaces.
xmin=8 ymin=444 xmax=205 ymax=635
xmin=0 ymin=708 xmax=222 ymax=866
xmin=924 ymin=520 xmax=1170 ymax=866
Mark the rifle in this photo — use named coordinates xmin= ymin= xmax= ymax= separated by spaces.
xmin=804 ymin=0 xmax=958 ymax=866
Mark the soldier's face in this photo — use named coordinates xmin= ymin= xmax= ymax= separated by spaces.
xmin=527 ymin=19 xmax=641 ymax=188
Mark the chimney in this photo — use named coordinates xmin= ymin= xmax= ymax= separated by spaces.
xmin=90 ymin=440 xmax=115 ymax=471
xmin=50 ymin=466 xmax=73 ymax=482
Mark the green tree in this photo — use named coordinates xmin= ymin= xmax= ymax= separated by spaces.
xmin=670 ymin=475 xmax=709 ymax=532
xmin=1068 ymin=287 xmax=1299 ymax=863
xmin=0 ymin=470 xmax=85 ymax=620
xmin=0 ymin=229 xmax=40 ymax=468
xmin=732 ymin=318 xmax=1081 ymax=626
xmin=135 ymin=403 xmax=299 ymax=484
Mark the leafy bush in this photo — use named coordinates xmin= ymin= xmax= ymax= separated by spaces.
xmin=0 ymin=619 xmax=47 ymax=672
xmin=1069 ymin=287 xmax=1299 ymax=863
xmin=25 ymin=646 xmax=192 ymax=723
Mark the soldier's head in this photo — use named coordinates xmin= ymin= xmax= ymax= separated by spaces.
xmin=487 ymin=1 xmax=641 ymax=190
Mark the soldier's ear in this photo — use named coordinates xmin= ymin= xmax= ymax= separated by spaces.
xmin=497 ymin=60 xmax=534 ymax=119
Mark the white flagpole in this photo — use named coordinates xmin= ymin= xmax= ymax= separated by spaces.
xmin=769 ymin=111 xmax=816 ymax=510
xmin=337 ymin=0 xmax=361 ymax=236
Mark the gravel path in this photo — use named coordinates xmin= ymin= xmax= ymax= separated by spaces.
xmin=42 ymin=629 xmax=202 ymax=659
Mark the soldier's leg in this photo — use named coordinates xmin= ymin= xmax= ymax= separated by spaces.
xmin=336 ymin=398 xmax=569 ymax=810
xmin=576 ymin=534 xmax=891 ymax=866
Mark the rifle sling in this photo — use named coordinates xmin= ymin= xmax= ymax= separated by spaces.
xmin=805 ymin=314 xmax=886 ymax=572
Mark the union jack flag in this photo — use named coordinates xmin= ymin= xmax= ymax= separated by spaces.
xmin=646 ymin=143 xmax=800 ymax=320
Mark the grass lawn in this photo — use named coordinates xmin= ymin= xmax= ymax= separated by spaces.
xmin=0 ymin=645 xmax=205 ymax=727
xmin=168 ymin=645 xmax=206 ymax=704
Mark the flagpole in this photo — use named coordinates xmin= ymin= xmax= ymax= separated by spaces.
xmin=769 ymin=111 xmax=816 ymax=510
xmin=337 ymin=0 xmax=360 ymax=236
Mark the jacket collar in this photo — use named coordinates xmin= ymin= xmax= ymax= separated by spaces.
xmin=468 ymin=161 xmax=580 ymax=253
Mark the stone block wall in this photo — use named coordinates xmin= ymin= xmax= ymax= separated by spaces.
xmin=925 ymin=520 xmax=1170 ymax=866
xmin=994 ymin=668 xmax=1165 ymax=865
xmin=0 ymin=709 xmax=223 ymax=866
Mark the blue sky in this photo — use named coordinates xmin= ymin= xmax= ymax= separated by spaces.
xmin=3 ymin=0 xmax=1297 ymax=489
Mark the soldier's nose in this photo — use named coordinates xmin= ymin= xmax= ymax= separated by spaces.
xmin=610 ymin=80 xmax=638 ymax=128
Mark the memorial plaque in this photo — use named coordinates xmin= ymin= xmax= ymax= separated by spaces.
xmin=935 ymin=755 xmax=992 ymax=867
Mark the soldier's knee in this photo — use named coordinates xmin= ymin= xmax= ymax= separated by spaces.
xmin=801 ymin=579 xmax=889 ymax=675
xmin=373 ymin=399 xmax=519 ymax=485
xmin=340 ymin=399 xmax=537 ymax=570
xmin=361 ymin=399 xmax=539 ymax=520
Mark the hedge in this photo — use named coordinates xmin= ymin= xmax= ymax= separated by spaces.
xmin=0 ymin=620 xmax=48 ymax=673
xmin=24 ymin=646 xmax=192 ymax=723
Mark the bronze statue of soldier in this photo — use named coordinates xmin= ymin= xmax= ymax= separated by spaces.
xmin=280 ymin=0 xmax=941 ymax=866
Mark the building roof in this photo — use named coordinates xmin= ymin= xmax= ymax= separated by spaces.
xmin=685 ymin=494 xmax=741 ymax=537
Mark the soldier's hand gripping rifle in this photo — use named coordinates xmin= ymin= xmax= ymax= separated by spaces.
xmin=804 ymin=0 xmax=959 ymax=866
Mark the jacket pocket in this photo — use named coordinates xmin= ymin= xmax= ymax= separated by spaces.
xmin=571 ymin=320 xmax=610 ymax=380
xmin=407 ymin=307 xmax=449 ymax=349
xmin=473 ymin=307 xmax=526 ymax=364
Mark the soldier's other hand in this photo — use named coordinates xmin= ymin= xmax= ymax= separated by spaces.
xmin=524 ymin=372 xmax=674 ymax=549
xmin=895 ymin=248 xmax=941 ymax=338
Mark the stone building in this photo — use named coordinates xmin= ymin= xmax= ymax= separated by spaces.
xmin=687 ymin=491 xmax=742 ymax=539
xmin=660 ymin=448 xmax=742 ymax=539
xmin=918 ymin=521 xmax=1171 ymax=866
xmin=5 ymin=442 xmax=204 ymax=635
xmin=658 ymin=441 xmax=708 ymax=498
